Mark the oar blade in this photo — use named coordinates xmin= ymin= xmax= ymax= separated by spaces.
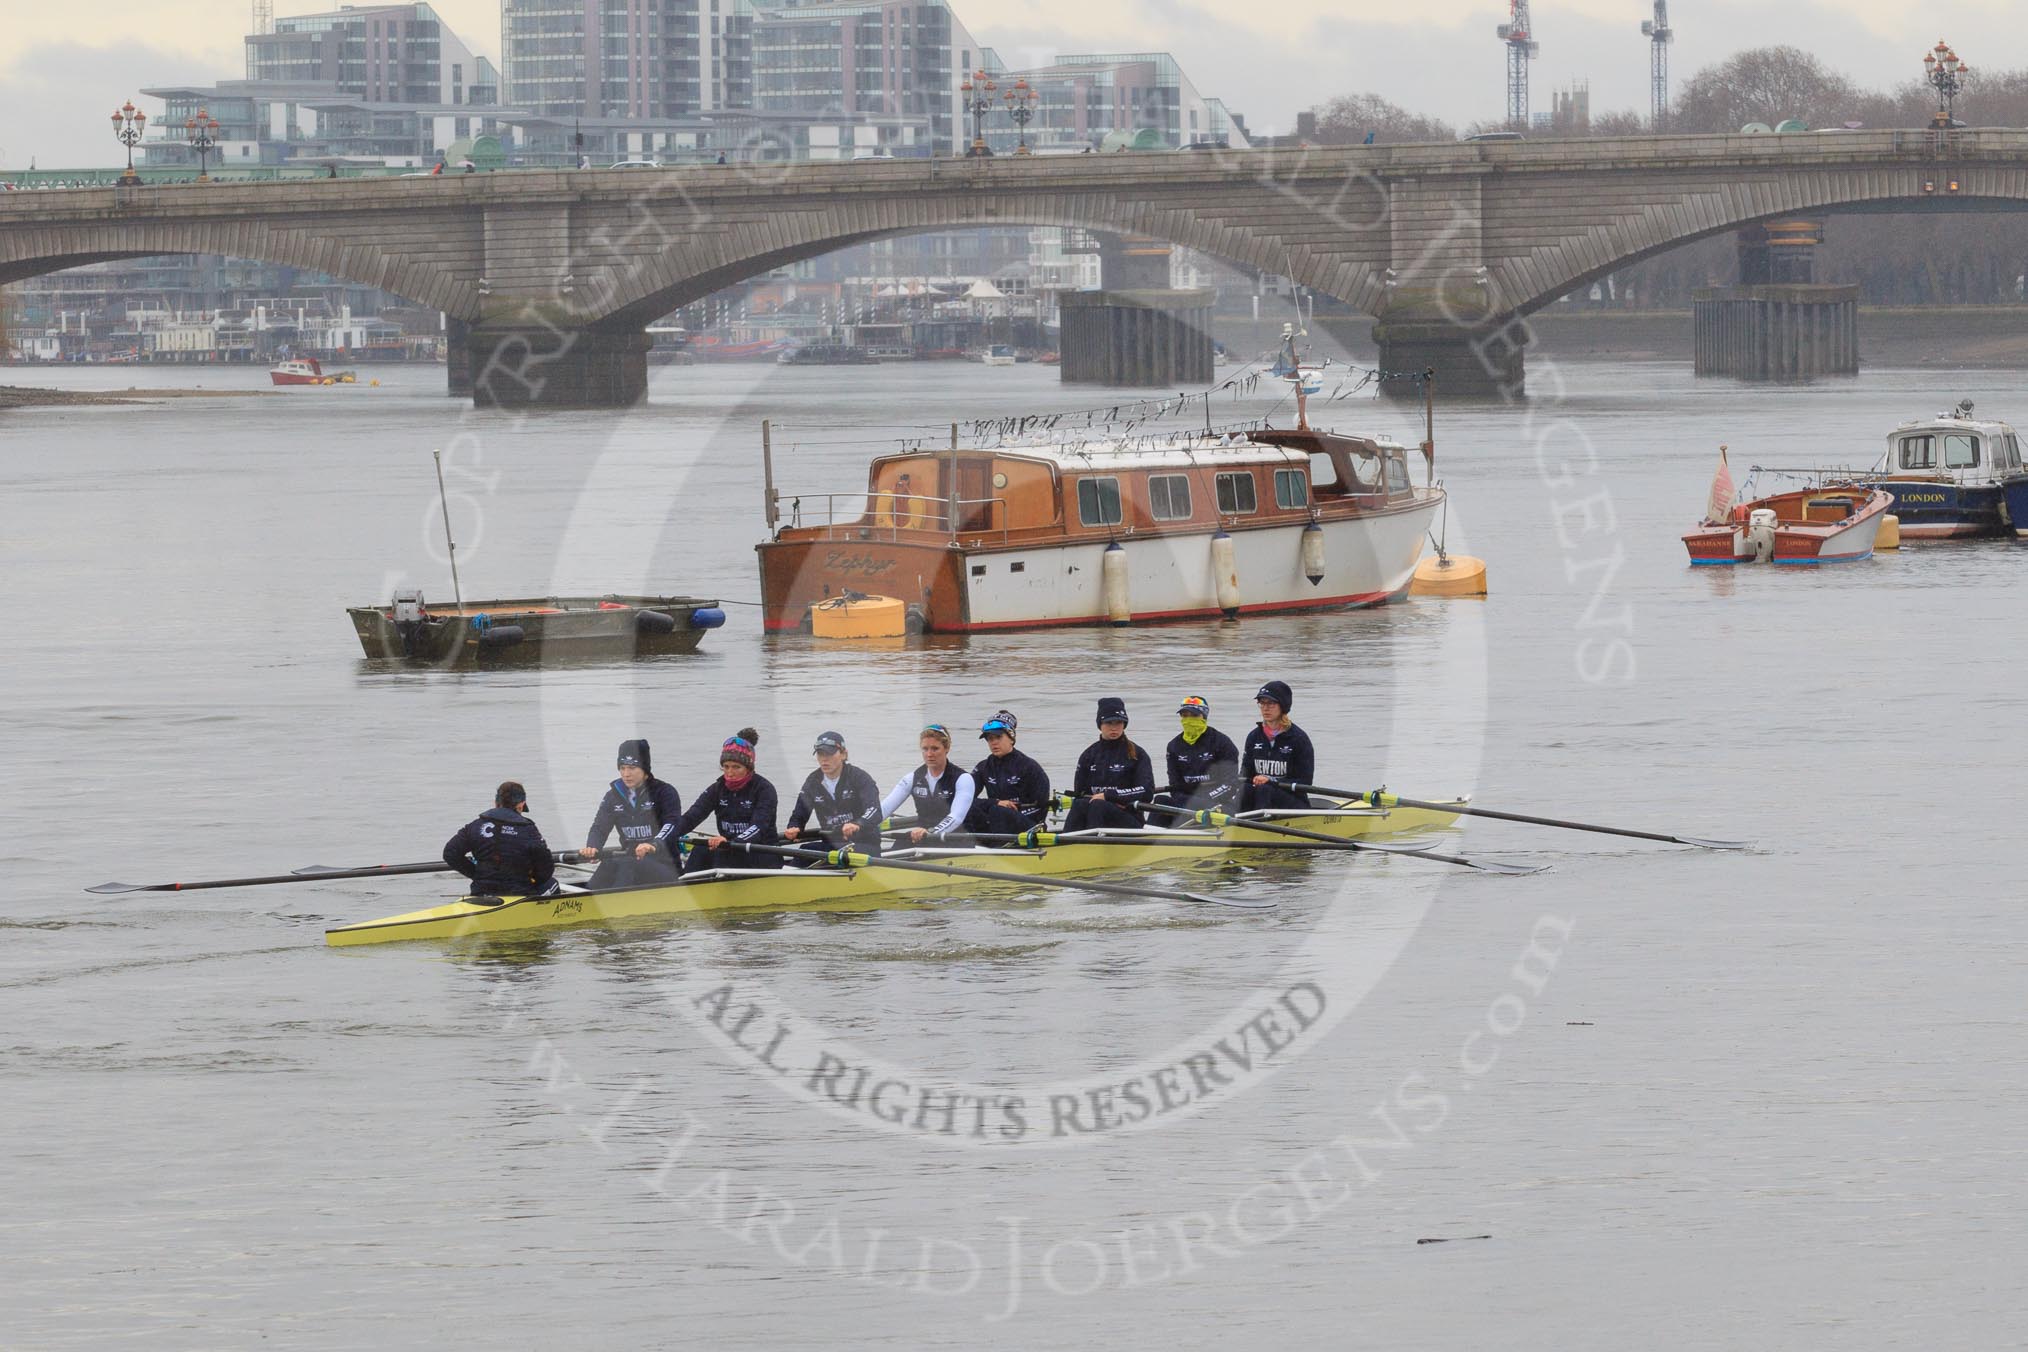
xmin=85 ymin=881 xmax=158 ymax=895
xmin=1458 ymin=857 xmax=1552 ymax=877
xmin=1184 ymin=891 xmax=1276 ymax=910
xmin=1672 ymin=836 xmax=1753 ymax=851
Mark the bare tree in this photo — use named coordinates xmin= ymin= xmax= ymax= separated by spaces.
xmin=1588 ymin=109 xmax=1648 ymax=137
xmin=1672 ymin=46 xmax=1858 ymax=131
xmin=1309 ymin=93 xmax=1455 ymax=145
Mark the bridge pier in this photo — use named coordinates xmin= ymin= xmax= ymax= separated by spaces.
xmin=466 ymin=323 xmax=649 ymax=409
xmin=445 ymin=317 xmax=472 ymax=399
xmin=1371 ymin=317 xmax=1528 ymax=400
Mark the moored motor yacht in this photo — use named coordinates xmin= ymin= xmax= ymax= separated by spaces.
xmin=1848 ymin=400 xmax=2025 ymax=538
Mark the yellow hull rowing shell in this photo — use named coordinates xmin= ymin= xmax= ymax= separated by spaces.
xmin=324 ymin=800 xmax=1464 ymax=947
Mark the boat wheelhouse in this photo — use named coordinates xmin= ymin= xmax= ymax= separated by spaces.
xmin=756 ymin=427 xmax=1445 ymax=633
xmin=1851 ymin=402 xmax=2025 ymax=539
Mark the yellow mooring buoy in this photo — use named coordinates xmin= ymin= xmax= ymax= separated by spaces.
xmin=1875 ymin=514 xmax=1901 ymax=550
xmin=1411 ymin=553 xmax=1489 ymax=597
xmin=810 ymin=592 xmax=910 ymax=639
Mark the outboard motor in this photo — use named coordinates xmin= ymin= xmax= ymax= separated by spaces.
xmin=392 ymin=589 xmax=427 ymax=657
xmin=1746 ymin=508 xmax=1778 ymax=563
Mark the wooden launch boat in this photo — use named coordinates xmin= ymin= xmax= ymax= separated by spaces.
xmin=1682 ymin=485 xmax=1892 ymax=566
xmin=347 ymin=591 xmax=725 ymax=663
xmin=324 ymin=798 xmax=1465 ymax=946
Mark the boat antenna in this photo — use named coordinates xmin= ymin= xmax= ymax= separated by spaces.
xmin=431 ymin=449 xmax=465 ymax=617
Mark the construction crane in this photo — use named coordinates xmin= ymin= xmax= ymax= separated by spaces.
xmin=252 ymin=0 xmax=273 ymax=35
xmin=1496 ymin=0 xmax=1540 ymax=131
xmin=1641 ymin=0 xmax=1674 ymax=131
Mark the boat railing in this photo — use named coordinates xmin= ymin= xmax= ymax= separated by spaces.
xmin=783 ymin=491 xmax=1011 ymax=543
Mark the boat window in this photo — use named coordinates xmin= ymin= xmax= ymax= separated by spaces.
xmin=1076 ymin=476 xmax=1123 ymax=527
xmin=2009 ymin=435 xmax=2024 ymax=470
xmin=1899 ymin=435 xmax=1935 ymax=470
xmin=1943 ymin=434 xmax=1980 ymax=469
xmin=1385 ymin=455 xmax=1413 ymax=494
xmin=1274 ymin=468 xmax=1308 ymax=509
xmin=1307 ymin=452 xmax=1343 ymax=491
xmin=1215 ymin=471 xmax=1257 ymax=514
xmin=1148 ymin=474 xmax=1193 ymax=521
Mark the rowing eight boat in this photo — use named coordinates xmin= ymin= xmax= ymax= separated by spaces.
xmin=324 ymin=798 xmax=1464 ymax=947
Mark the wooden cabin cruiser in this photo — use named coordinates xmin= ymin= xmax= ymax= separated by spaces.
xmin=756 ymin=425 xmax=1446 ymax=633
xmin=1683 ymin=486 xmax=1892 ymax=566
xmin=1849 ymin=402 xmax=2025 ymax=539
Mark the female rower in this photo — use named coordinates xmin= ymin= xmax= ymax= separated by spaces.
xmin=1240 ymin=680 xmax=1316 ymax=812
xmin=1064 ymin=697 xmax=1154 ymax=832
xmin=784 ymin=730 xmax=885 ymax=861
xmin=880 ymin=724 xmax=976 ymax=846
xmin=965 ymin=710 xmax=1053 ymax=836
xmin=670 ymin=732 xmax=783 ymax=873
xmin=1154 ymin=695 xmax=1242 ymax=814
xmin=578 ymin=738 xmax=683 ymax=888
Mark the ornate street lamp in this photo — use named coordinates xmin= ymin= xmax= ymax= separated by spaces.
xmin=184 ymin=108 xmax=221 ymax=181
xmin=1924 ymin=40 xmax=1969 ymax=129
xmin=111 ymin=100 xmax=147 ymax=185
xmin=960 ymin=69 xmax=997 ymax=157
xmin=1002 ymin=78 xmax=1038 ymax=156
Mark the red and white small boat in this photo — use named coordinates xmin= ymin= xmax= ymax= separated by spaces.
xmin=1682 ymin=454 xmax=1890 ymax=569
xmin=270 ymin=357 xmax=356 ymax=386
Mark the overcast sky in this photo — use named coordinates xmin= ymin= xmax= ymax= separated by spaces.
xmin=3 ymin=0 xmax=2018 ymax=168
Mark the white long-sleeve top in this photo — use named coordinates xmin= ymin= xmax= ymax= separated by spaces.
xmin=880 ymin=766 xmax=976 ymax=838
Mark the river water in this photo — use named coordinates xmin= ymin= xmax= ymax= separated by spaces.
xmin=4 ymin=353 xmax=2024 ymax=1348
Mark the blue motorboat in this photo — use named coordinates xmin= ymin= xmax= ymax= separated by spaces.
xmin=1850 ymin=401 xmax=2025 ymax=539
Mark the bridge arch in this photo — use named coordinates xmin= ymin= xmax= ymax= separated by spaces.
xmin=1493 ymin=164 xmax=2028 ymax=318
xmin=0 ymin=203 xmax=481 ymax=318
xmin=585 ymin=180 xmax=1394 ymax=330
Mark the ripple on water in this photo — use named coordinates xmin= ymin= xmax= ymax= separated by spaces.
xmin=0 ymin=1044 xmax=302 ymax=1073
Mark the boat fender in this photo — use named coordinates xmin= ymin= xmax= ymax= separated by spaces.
xmin=1300 ymin=522 xmax=1327 ymax=586
xmin=1101 ymin=541 xmax=1131 ymax=626
xmin=687 ymin=607 xmax=727 ymax=630
xmin=635 ymin=609 xmax=679 ymax=634
xmin=477 ymin=624 xmax=526 ymax=647
xmin=1211 ymin=530 xmax=1241 ymax=618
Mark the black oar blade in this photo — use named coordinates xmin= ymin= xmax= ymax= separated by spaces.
xmin=1185 ymin=891 xmax=1275 ymax=910
xmin=1459 ymin=857 xmax=1552 ymax=876
xmin=85 ymin=881 xmax=158 ymax=895
xmin=1674 ymin=836 xmax=1753 ymax=851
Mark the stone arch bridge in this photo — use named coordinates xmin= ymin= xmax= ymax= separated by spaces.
xmin=5 ymin=129 xmax=2024 ymax=406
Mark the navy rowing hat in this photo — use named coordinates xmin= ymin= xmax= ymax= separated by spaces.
xmin=616 ymin=738 xmax=651 ymax=771
xmin=812 ymin=730 xmax=847 ymax=754
xmin=1255 ymin=680 xmax=1293 ymax=710
xmin=1177 ymin=695 xmax=1211 ymax=718
xmin=979 ymin=709 xmax=1018 ymax=739
xmin=1096 ymin=696 xmax=1128 ymax=727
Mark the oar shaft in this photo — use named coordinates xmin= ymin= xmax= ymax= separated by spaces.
xmin=1143 ymin=801 xmax=1364 ymax=848
xmin=967 ymin=831 xmax=1355 ymax=854
xmin=1295 ymin=783 xmax=1732 ymax=848
xmin=726 ymin=840 xmax=1260 ymax=908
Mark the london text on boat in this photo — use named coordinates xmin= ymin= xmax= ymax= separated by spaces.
xmin=325 ymin=799 xmax=1464 ymax=946
xmin=756 ymin=427 xmax=1445 ymax=633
